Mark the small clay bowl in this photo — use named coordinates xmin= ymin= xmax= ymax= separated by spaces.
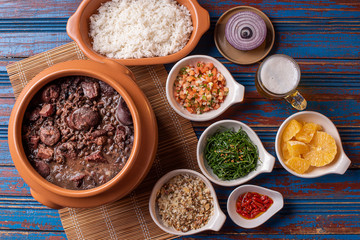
xmin=67 ymin=0 xmax=210 ymax=66
xmin=8 ymin=59 xmax=158 ymax=209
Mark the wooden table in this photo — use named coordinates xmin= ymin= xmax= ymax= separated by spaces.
xmin=1 ymin=0 xmax=359 ymax=239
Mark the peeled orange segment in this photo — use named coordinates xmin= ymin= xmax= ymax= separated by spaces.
xmin=282 ymin=119 xmax=303 ymax=142
xmin=282 ymin=141 xmax=292 ymax=160
xmin=287 ymin=141 xmax=310 ymax=157
xmin=295 ymin=122 xmax=322 ymax=143
xmin=285 ymin=157 xmax=311 ymax=174
xmin=303 ymin=131 xmax=337 ymax=167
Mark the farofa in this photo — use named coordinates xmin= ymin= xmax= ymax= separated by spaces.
xmin=156 ymin=174 xmax=214 ymax=232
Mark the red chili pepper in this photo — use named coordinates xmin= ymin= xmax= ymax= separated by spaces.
xmin=254 ymin=201 xmax=263 ymax=209
xmin=253 ymin=197 xmax=263 ymax=204
xmin=251 ymin=203 xmax=258 ymax=209
xmin=236 ymin=192 xmax=273 ymax=220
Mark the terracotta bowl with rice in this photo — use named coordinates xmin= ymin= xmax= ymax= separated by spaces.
xmin=67 ymin=0 xmax=210 ymax=65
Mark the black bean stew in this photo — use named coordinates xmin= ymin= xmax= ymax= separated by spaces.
xmin=22 ymin=76 xmax=134 ymax=190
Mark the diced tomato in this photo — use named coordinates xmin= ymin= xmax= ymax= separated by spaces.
xmin=205 ymin=62 xmax=214 ymax=70
xmin=174 ymin=61 xmax=227 ymax=115
xmin=186 ymin=107 xmax=194 ymax=113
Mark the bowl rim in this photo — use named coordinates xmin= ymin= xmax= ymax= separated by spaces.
xmin=275 ymin=111 xmax=350 ymax=178
xmin=197 ymin=119 xmax=275 ymax=186
xmin=166 ymin=55 xmax=245 ymax=122
xmin=148 ymin=169 xmax=226 ymax=236
xmin=66 ymin=0 xmax=210 ymax=66
xmin=227 ymin=184 xmax=284 ymax=228
xmin=9 ymin=61 xmax=143 ymax=198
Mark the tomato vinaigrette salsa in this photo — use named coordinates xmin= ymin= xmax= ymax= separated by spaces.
xmin=174 ymin=62 xmax=229 ymax=114
xmin=236 ymin=192 xmax=273 ymax=219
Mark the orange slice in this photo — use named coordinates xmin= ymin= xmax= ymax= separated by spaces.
xmin=282 ymin=119 xmax=303 ymax=142
xmin=285 ymin=157 xmax=311 ymax=174
xmin=303 ymin=131 xmax=337 ymax=167
xmin=295 ymin=122 xmax=322 ymax=143
xmin=282 ymin=141 xmax=291 ymax=160
xmin=287 ymin=140 xmax=310 ymax=157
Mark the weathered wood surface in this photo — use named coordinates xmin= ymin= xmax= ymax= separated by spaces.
xmin=1 ymin=0 xmax=359 ymax=239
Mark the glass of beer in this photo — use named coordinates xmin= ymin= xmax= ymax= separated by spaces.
xmin=255 ymin=54 xmax=307 ymax=110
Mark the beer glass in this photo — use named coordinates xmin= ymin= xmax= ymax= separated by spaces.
xmin=255 ymin=54 xmax=307 ymax=110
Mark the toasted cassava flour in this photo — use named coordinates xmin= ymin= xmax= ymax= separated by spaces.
xmin=89 ymin=0 xmax=193 ymax=59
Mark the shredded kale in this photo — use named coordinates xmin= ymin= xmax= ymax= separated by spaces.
xmin=204 ymin=128 xmax=259 ymax=180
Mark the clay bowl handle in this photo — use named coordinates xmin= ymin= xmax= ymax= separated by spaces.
xmin=192 ymin=0 xmax=210 ymax=38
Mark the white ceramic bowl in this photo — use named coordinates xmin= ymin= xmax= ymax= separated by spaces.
xmin=197 ymin=120 xmax=275 ymax=187
xmin=166 ymin=55 xmax=245 ymax=121
xmin=275 ymin=111 xmax=351 ymax=178
xmin=149 ymin=169 xmax=226 ymax=236
xmin=227 ymin=185 xmax=283 ymax=228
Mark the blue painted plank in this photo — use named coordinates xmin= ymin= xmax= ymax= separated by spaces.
xmin=0 ymin=230 xmax=66 ymax=240
xmin=200 ymin=0 xmax=360 ymax=19
xmin=0 ymin=208 xmax=63 ymax=231
xmin=0 ymin=0 xmax=359 ymax=19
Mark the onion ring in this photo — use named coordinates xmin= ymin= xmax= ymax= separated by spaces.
xmin=225 ymin=11 xmax=267 ymax=51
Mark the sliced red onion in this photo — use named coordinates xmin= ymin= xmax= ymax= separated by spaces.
xmin=225 ymin=11 xmax=267 ymax=51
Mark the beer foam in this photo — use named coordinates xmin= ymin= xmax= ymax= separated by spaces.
xmin=260 ymin=55 xmax=300 ymax=95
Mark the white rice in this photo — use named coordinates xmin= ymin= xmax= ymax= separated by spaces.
xmin=89 ymin=0 xmax=193 ymax=59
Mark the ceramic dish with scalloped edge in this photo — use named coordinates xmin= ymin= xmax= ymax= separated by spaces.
xmin=197 ymin=120 xmax=275 ymax=186
xmin=166 ymin=55 xmax=245 ymax=121
xmin=275 ymin=111 xmax=351 ymax=178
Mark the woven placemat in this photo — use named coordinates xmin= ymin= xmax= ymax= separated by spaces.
xmin=6 ymin=42 xmax=200 ymax=240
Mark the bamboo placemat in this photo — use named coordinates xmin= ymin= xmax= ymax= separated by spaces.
xmin=7 ymin=42 xmax=200 ymax=240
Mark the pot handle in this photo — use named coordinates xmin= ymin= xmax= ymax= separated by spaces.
xmin=66 ymin=14 xmax=80 ymax=43
xmin=261 ymin=151 xmax=275 ymax=173
xmin=207 ymin=208 xmax=226 ymax=231
xmin=30 ymin=189 xmax=63 ymax=209
xmin=193 ymin=0 xmax=210 ymax=38
xmin=233 ymin=82 xmax=245 ymax=103
xmin=331 ymin=152 xmax=351 ymax=175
